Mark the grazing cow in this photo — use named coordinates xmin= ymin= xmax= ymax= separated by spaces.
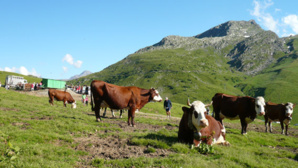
xmin=264 ymin=102 xmax=295 ymax=135
xmin=212 ymin=93 xmax=265 ymax=134
xmin=90 ymin=80 xmax=162 ymax=126
xmin=48 ymin=89 xmax=76 ymax=108
xmin=178 ymin=99 xmax=229 ymax=146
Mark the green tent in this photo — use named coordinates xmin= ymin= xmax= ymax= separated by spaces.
xmin=42 ymin=79 xmax=66 ymax=89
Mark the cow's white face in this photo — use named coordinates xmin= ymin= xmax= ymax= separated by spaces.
xmin=255 ymin=96 xmax=265 ymax=116
xmin=152 ymin=90 xmax=162 ymax=102
xmin=71 ymin=101 xmax=77 ymax=109
xmin=285 ymin=102 xmax=294 ymax=120
xmin=191 ymin=101 xmax=209 ymax=130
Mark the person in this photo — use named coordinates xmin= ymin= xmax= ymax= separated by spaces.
xmin=164 ymin=97 xmax=172 ymax=119
xmin=31 ymin=83 xmax=35 ymax=91
xmin=82 ymin=94 xmax=86 ymax=105
xmin=85 ymin=96 xmax=88 ymax=106
xmin=0 ymin=81 xmax=1 ymax=87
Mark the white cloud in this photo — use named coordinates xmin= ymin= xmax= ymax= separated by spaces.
xmin=62 ymin=54 xmax=74 ymax=65
xmin=62 ymin=66 xmax=68 ymax=72
xmin=62 ymin=54 xmax=83 ymax=69
xmin=19 ymin=66 xmax=29 ymax=76
xmin=0 ymin=66 xmax=41 ymax=77
xmin=282 ymin=15 xmax=298 ymax=34
xmin=73 ymin=60 xmax=83 ymax=68
xmin=251 ymin=0 xmax=279 ymax=34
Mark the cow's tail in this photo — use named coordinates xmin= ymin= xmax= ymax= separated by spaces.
xmin=90 ymin=83 xmax=94 ymax=111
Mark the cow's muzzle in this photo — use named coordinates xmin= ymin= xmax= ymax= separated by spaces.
xmin=258 ymin=112 xmax=265 ymax=116
xmin=200 ymin=119 xmax=208 ymax=128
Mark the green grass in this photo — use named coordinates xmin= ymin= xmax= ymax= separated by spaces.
xmin=0 ymin=88 xmax=298 ymax=168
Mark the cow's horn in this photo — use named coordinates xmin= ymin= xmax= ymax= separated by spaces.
xmin=205 ymin=101 xmax=213 ymax=107
xmin=187 ymin=98 xmax=191 ymax=106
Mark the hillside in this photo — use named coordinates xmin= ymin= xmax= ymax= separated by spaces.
xmin=68 ymin=20 xmax=297 ymax=105
xmin=0 ymin=71 xmax=42 ymax=85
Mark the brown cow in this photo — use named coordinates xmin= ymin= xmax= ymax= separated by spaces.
xmin=90 ymin=80 xmax=162 ymax=126
xmin=48 ymin=89 xmax=76 ymax=108
xmin=212 ymin=93 xmax=265 ymax=134
xmin=265 ymin=102 xmax=295 ymax=135
xmin=178 ymin=99 xmax=229 ymax=146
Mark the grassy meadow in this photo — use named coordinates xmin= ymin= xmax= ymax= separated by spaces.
xmin=0 ymin=88 xmax=297 ymax=167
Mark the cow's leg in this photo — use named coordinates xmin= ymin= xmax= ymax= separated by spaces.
xmin=285 ymin=124 xmax=289 ymax=136
xmin=214 ymin=112 xmax=223 ymax=125
xmin=49 ymin=96 xmax=54 ymax=106
xmin=119 ymin=110 xmax=123 ymax=118
xmin=269 ymin=121 xmax=273 ymax=133
xmin=63 ymin=100 xmax=67 ymax=107
xmin=265 ymin=118 xmax=268 ymax=132
xmin=111 ymin=110 xmax=115 ymax=118
xmin=131 ymin=108 xmax=136 ymax=127
xmin=127 ymin=110 xmax=132 ymax=126
xmin=94 ymin=103 xmax=101 ymax=122
xmin=280 ymin=122 xmax=284 ymax=134
xmin=240 ymin=118 xmax=247 ymax=135
xmin=103 ymin=108 xmax=107 ymax=117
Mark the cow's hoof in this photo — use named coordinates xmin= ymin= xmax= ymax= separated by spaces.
xmin=96 ymin=119 xmax=101 ymax=122
xmin=132 ymin=125 xmax=136 ymax=128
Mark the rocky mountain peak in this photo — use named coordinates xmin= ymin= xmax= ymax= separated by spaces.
xmin=195 ymin=20 xmax=262 ymax=38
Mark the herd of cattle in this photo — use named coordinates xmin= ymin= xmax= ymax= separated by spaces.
xmin=47 ymin=80 xmax=295 ymax=147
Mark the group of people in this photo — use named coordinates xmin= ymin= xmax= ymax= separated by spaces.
xmin=71 ymin=85 xmax=90 ymax=95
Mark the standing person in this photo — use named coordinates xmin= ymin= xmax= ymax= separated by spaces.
xmin=0 ymin=81 xmax=2 ymax=87
xmin=31 ymin=83 xmax=34 ymax=91
xmin=164 ymin=97 xmax=172 ymax=119
xmin=85 ymin=96 xmax=88 ymax=106
xmin=82 ymin=94 xmax=86 ymax=105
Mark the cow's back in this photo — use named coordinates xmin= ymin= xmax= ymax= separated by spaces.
xmin=265 ymin=103 xmax=285 ymax=120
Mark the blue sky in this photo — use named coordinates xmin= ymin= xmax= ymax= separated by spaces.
xmin=1 ymin=0 xmax=298 ymax=80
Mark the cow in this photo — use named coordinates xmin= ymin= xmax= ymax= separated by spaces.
xmin=178 ymin=99 xmax=229 ymax=146
xmin=264 ymin=101 xmax=295 ymax=135
xmin=48 ymin=89 xmax=76 ymax=108
xmin=212 ymin=93 xmax=265 ymax=134
xmin=90 ymin=80 xmax=162 ymax=126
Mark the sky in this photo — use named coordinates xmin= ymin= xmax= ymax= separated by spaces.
xmin=1 ymin=0 xmax=298 ymax=80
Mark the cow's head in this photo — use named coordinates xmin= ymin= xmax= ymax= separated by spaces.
xmin=71 ymin=101 xmax=77 ymax=109
xmin=285 ymin=102 xmax=294 ymax=120
xmin=255 ymin=96 xmax=265 ymax=116
xmin=183 ymin=100 xmax=211 ymax=147
xmin=149 ymin=88 xmax=162 ymax=102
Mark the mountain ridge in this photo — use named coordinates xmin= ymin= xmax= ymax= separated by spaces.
xmin=68 ymin=19 xmax=298 ymax=104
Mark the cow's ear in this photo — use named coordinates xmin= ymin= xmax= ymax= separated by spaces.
xmin=182 ymin=107 xmax=190 ymax=114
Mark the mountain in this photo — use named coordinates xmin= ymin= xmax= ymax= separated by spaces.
xmin=67 ymin=20 xmax=298 ymax=105
xmin=69 ymin=70 xmax=92 ymax=80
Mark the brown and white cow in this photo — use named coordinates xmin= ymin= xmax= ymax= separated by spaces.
xmin=212 ymin=93 xmax=265 ymax=134
xmin=90 ymin=80 xmax=162 ymax=126
xmin=265 ymin=101 xmax=295 ymax=135
xmin=178 ymin=99 xmax=229 ymax=146
xmin=48 ymin=89 xmax=76 ymax=108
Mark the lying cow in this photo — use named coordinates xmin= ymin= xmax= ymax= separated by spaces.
xmin=48 ymin=89 xmax=76 ymax=108
xmin=212 ymin=93 xmax=265 ymax=134
xmin=178 ymin=99 xmax=229 ymax=146
xmin=90 ymin=80 xmax=162 ymax=126
xmin=265 ymin=102 xmax=295 ymax=135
